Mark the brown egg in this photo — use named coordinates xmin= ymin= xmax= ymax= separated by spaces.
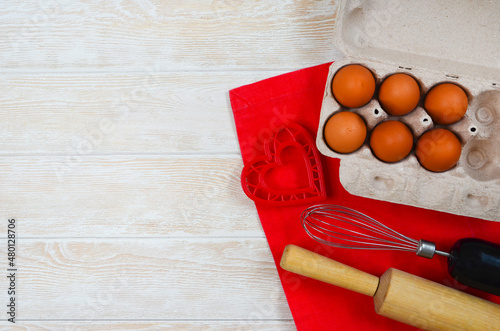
xmin=331 ymin=64 xmax=376 ymax=108
xmin=324 ymin=111 xmax=366 ymax=154
xmin=416 ymin=128 xmax=462 ymax=172
xmin=424 ymin=83 xmax=468 ymax=125
xmin=370 ymin=121 xmax=413 ymax=163
xmin=378 ymin=73 xmax=420 ymax=116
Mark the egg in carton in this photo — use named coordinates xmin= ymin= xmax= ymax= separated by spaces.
xmin=317 ymin=0 xmax=500 ymax=221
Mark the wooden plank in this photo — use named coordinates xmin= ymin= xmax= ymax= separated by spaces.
xmin=0 ymin=238 xmax=292 ymax=321
xmin=0 ymin=156 xmax=263 ymax=237
xmin=6 ymin=321 xmax=296 ymax=331
xmin=1 ymin=0 xmax=339 ymax=71
xmin=0 ymin=71 xmax=289 ymax=155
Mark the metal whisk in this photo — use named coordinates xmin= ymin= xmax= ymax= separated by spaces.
xmin=302 ymin=204 xmax=450 ymax=258
xmin=301 ymin=204 xmax=500 ymax=296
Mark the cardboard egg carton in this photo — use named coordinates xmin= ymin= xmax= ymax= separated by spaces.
xmin=317 ymin=0 xmax=500 ymax=221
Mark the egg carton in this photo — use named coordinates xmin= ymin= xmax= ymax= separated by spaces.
xmin=317 ymin=0 xmax=500 ymax=222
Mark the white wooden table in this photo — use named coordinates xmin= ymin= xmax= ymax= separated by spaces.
xmin=0 ymin=1 xmax=342 ymax=329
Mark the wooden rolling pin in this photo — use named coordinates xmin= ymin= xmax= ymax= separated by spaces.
xmin=280 ymin=245 xmax=500 ymax=331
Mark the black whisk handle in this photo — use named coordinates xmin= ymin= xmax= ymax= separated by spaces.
xmin=447 ymin=238 xmax=500 ymax=296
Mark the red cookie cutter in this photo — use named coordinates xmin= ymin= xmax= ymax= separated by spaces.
xmin=241 ymin=123 xmax=326 ymax=206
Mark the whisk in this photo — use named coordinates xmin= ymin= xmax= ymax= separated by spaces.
xmin=301 ymin=204 xmax=500 ymax=296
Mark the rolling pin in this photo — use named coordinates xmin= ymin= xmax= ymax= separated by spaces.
xmin=280 ymin=245 xmax=500 ymax=331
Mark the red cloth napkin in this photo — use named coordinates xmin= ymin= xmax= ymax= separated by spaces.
xmin=229 ymin=63 xmax=500 ymax=330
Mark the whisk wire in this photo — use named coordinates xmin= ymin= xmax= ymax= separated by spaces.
xmin=303 ymin=222 xmax=418 ymax=251
xmin=302 ymin=205 xmax=420 ymax=252
xmin=308 ymin=210 xmax=416 ymax=245
xmin=304 ymin=216 xmax=418 ymax=250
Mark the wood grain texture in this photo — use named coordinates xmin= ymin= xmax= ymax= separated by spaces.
xmin=0 ymin=0 xmax=341 ymax=328
xmin=4 ymin=321 xmax=296 ymax=331
xmin=1 ymin=0 xmax=340 ymax=71
xmin=0 ymin=72 xmax=281 ymax=155
xmin=0 ymin=239 xmax=292 ymax=320
xmin=0 ymin=156 xmax=263 ymax=237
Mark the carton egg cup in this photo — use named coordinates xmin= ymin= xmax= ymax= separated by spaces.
xmin=317 ymin=0 xmax=500 ymax=222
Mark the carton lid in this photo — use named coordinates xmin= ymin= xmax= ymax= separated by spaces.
xmin=334 ymin=0 xmax=500 ymax=83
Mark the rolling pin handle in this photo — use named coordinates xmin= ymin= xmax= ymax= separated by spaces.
xmin=280 ymin=245 xmax=379 ymax=297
